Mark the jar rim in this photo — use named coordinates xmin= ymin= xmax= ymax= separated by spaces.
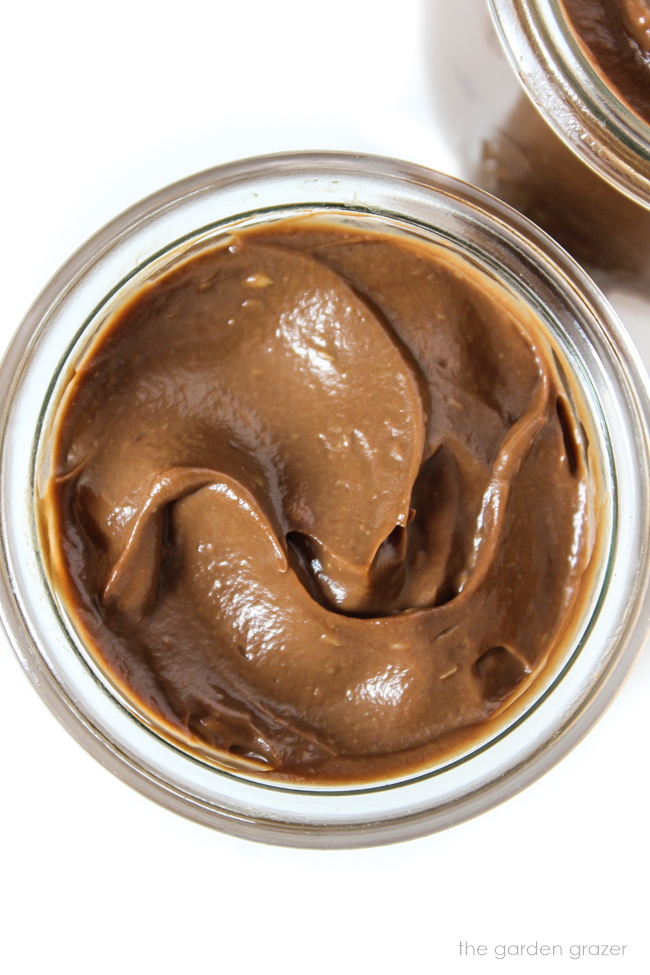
xmin=489 ymin=0 xmax=650 ymax=209
xmin=2 ymin=151 xmax=650 ymax=847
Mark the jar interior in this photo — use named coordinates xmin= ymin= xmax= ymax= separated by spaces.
xmin=33 ymin=204 xmax=615 ymax=795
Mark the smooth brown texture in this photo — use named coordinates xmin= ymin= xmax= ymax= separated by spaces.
xmin=43 ymin=219 xmax=593 ymax=783
xmin=562 ymin=0 xmax=650 ymax=124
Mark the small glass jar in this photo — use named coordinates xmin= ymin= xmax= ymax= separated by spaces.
xmin=1 ymin=152 xmax=649 ymax=848
xmin=488 ymin=0 xmax=650 ymax=291
xmin=489 ymin=0 xmax=650 ymax=205
xmin=428 ymin=0 xmax=650 ymax=294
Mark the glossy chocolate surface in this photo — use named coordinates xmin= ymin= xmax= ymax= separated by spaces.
xmin=42 ymin=218 xmax=593 ymax=782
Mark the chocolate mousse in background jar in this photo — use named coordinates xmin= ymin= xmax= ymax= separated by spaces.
xmin=427 ymin=0 xmax=650 ymax=316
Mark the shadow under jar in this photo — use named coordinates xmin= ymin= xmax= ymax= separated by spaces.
xmin=1 ymin=153 xmax=649 ymax=847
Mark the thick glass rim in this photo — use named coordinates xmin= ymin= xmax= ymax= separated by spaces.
xmin=1 ymin=151 xmax=650 ymax=847
xmin=489 ymin=0 xmax=650 ymax=209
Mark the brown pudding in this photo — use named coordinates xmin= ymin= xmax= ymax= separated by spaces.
xmin=561 ymin=0 xmax=650 ymax=124
xmin=41 ymin=217 xmax=595 ymax=783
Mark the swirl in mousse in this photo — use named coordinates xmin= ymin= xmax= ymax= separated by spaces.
xmin=41 ymin=218 xmax=595 ymax=783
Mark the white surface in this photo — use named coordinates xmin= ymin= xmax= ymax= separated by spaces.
xmin=1 ymin=2 xmax=648 ymax=973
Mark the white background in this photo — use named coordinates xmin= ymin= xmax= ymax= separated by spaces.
xmin=1 ymin=2 xmax=649 ymax=973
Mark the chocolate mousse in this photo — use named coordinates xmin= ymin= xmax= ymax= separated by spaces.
xmin=41 ymin=217 xmax=595 ymax=783
xmin=562 ymin=0 xmax=650 ymax=124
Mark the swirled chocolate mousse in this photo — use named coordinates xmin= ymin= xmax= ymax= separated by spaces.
xmin=41 ymin=217 xmax=595 ymax=783
xmin=561 ymin=0 xmax=650 ymax=124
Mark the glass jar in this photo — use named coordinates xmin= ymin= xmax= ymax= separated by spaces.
xmin=428 ymin=0 xmax=650 ymax=295
xmin=1 ymin=152 xmax=649 ymax=848
xmin=489 ymin=0 xmax=650 ymax=205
